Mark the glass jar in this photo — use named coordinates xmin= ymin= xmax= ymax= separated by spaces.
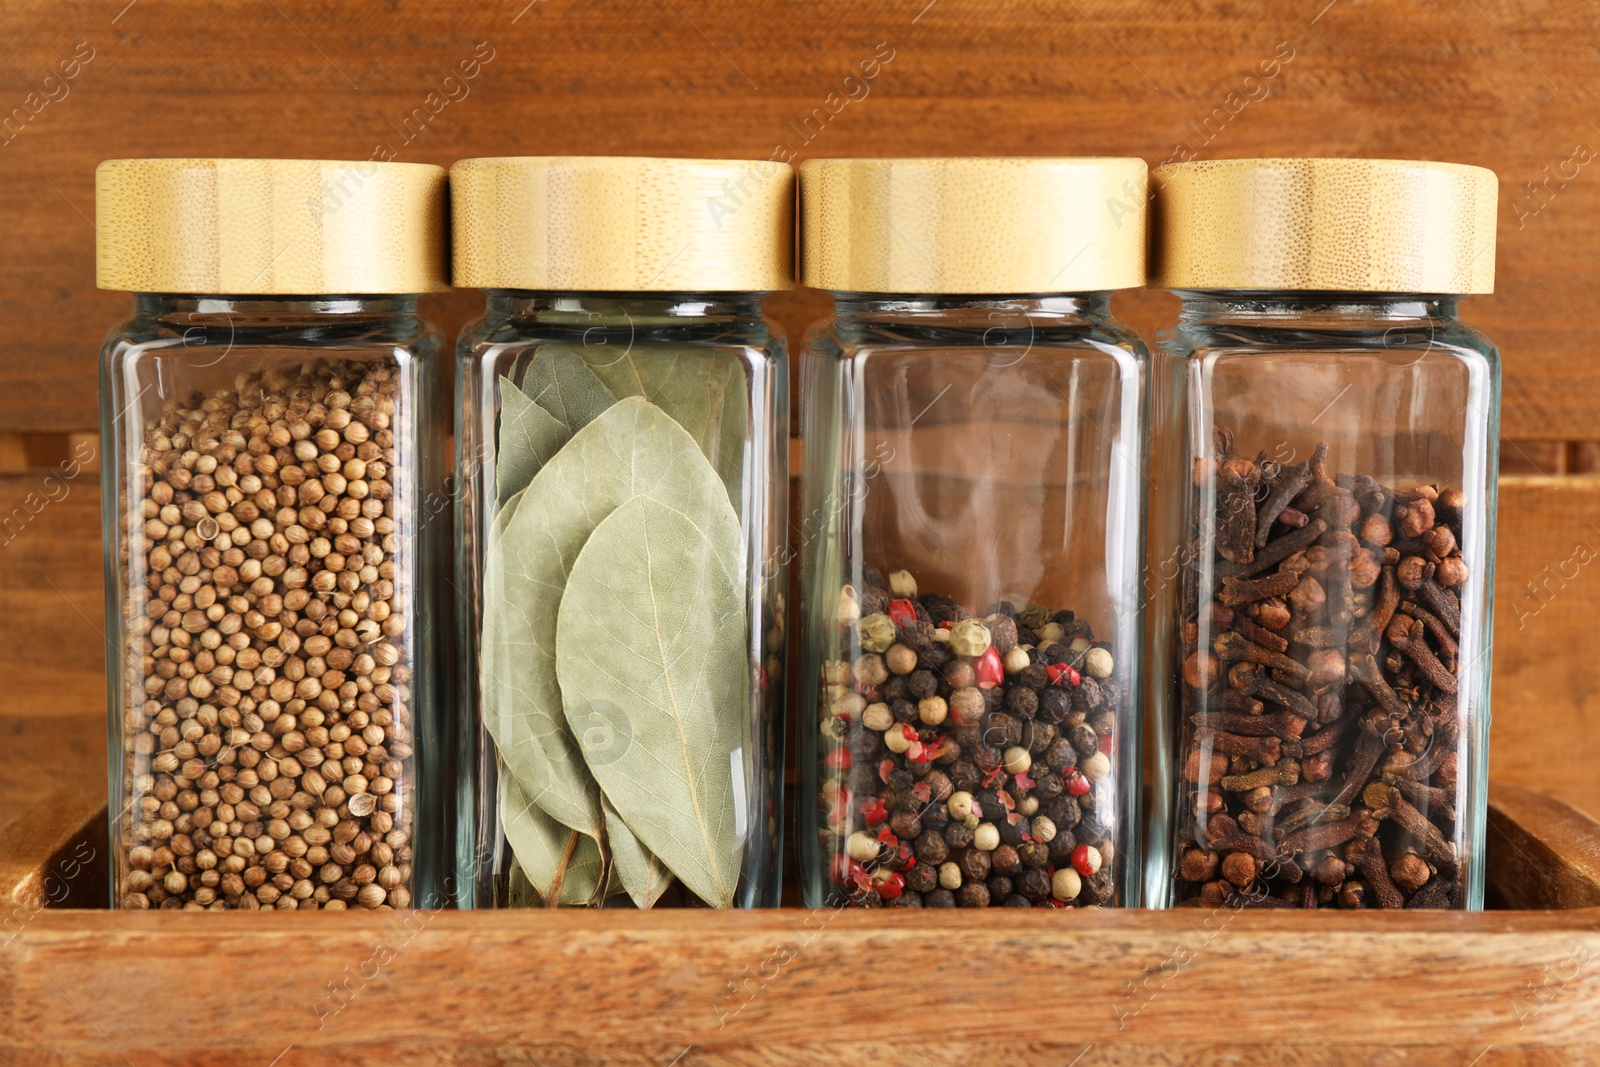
xmin=450 ymin=156 xmax=792 ymax=909
xmin=95 ymin=158 xmax=448 ymax=910
xmin=1147 ymin=158 xmax=1500 ymax=910
xmin=796 ymin=157 xmax=1149 ymax=909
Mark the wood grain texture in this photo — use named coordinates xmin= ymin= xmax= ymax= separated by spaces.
xmin=1487 ymin=781 xmax=1600 ymax=910
xmin=0 ymin=0 xmax=1598 ymax=436
xmin=3 ymin=901 xmax=1600 ymax=1064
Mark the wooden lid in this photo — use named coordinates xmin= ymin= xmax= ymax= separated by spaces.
xmin=799 ymin=157 xmax=1147 ymax=294
xmin=450 ymin=156 xmax=795 ymax=291
xmin=96 ymin=158 xmax=448 ymax=294
xmin=1152 ymin=157 xmax=1498 ymax=293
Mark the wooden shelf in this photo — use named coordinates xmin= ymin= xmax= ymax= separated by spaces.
xmin=1 ymin=783 xmax=1596 ymax=1063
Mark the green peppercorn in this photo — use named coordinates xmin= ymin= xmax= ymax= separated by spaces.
xmin=1017 ymin=604 xmax=1052 ymax=630
xmin=948 ymin=618 xmax=992 ymax=657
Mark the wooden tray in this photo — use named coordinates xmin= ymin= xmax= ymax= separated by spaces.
xmin=2 ymin=781 xmax=1597 ymax=1065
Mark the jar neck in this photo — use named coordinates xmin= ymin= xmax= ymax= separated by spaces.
xmin=830 ymin=293 xmax=1114 ymax=317
xmin=134 ymin=294 xmax=420 ymax=322
xmin=483 ymin=290 xmax=767 ymax=324
xmin=1173 ymin=290 xmax=1461 ymax=323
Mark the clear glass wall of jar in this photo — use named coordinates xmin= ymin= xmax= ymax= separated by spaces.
xmin=450 ymin=157 xmax=792 ymax=909
xmin=1147 ymin=158 xmax=1500 ymax=911
xmin=797 ymin=158 xmax=1149 ymax=910
xmin=95 ymin=159 xmax=448 ymax=911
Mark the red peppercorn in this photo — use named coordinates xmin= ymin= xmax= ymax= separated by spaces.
xmin=1098 ymin=733 xmax=1113 ymax=756
xmin=877 ymin=872 xmax=906 ymax=900
xmin=976 ymin=647 xmax=1004 ymax=689
xmin=878 ymin=759 xmax=895 ymax=783
xmin=1066 ymin=770 xmax=1091 ymax=796
xmin=1045 ymin=663 xmax=1081 ymax=687
xmin=758 ymin=664 xmax=770 ymax=691
xmin=826 ymin=747 xmax=853 ymax=770
xmin=887 ymin=599 xmax=918 ymax=628
xmin=1071 ymin=844 xmax=1103 ymax=877
xmin=862 ymin=798 xmax=889 ymax=827
xmin=1013 ymin=771 xmax=1036 ymax=792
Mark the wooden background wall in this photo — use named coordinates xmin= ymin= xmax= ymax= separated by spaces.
xmin=1 ymin=0 xmax=1597 ymax=832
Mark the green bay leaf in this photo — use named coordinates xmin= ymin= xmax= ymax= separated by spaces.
xmin=499 ymin=772 xmax=603 ymax=906
xmin=556 ymin=495 xmax=747 ymax=909
xmin=495 ymin=377 xmax=570 ymax=508
xmin=603 ymin=798 xmax=673 ymax=909
xmin=488 ymin=397 xmax=741 ymax=841
xmin=587 ymin=350 xmax=748 ymax=514
xmin=518 ymin=346 xmax=616 ymax=435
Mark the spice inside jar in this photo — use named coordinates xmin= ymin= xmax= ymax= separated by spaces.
xmin=818 ymin=570 xmax=1124 ymax=908
xmin=1175 ymin=431 xmax=1467 ymax=909
xmin=118 ymin=360 xmax=416 ymax=910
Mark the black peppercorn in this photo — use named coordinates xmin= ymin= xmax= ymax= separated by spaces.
xmin=1004 ymin=894 xmax=1033 ymax=908
xmin=959 ymin=848 xmax=991 ymax=883
xmin=1046 ymin=795 xmax=1082 ymax=828
xmin=988 ymin=601 xmax=1018 ymax=619
xmin=923 ymin=770 xmax=954 ymax=802
xmin=859 ymin=587 xmax=890 ymax=616
xmin=1036 ymin=688 xmax=1069 ymax=725
xmin=892 ymin=700 xmax=918 ymax=724
xmin=936 ymin=738 xmax=962 ymax=765
xmin=1032 ymin=773 xmax=1064 ymax=799
xmin=986 ymin=874 xmax=1011 ymax=899
xmin=922 ymin=803 xmax=951 ymax=831
xmin=925 ymin=888 xmax=956 ymax=908
xmin=991 ymin=844 xmax=1022 ymax=875
xmin=957 ymin=883 xmax=992 ymax=908
xmin=997 ymin=813 xmax=1027 ymax=846
xmin=985 ymin=614 xmax=1018 ymax=654
xmin=982 ymin=713 xmax=1021 ymax=749
xmin=1052 ymin=609 xmax=1076 ymax=628
xmin=945 ymin=821 xmax=974 ymax=850
xmin=921 ymin=593 xmax=958 ymax=626
xmin=1069 ymin=723 xmax=1100 ymax=760
xmin=974 ymin=789 xmax=1008 ymax=821
xmin=1072 ymin=678 xmax=1102 ymax=711
xmin=907 ymin=670 xmax=939 ymax=700
xmin=983 ymin=686 xmax=1006 ymax=711
xmin=888 ymin=769 xmax=914 ymax=796
xmin=908 ymin=759 xmax=933 ymax=779
xmin=1015 ymin=626 xmax=1038 ymax=647
xmin=1017 ymin=867 xmax=1051 ymax=900
xmin=890 ymin=812 xmax=923 ymax=840
xmin=1089 ymin=709 xmax=1116 ymax=737
xmin=1045 ymin=738 xmax=1078 ymax=770
xmin=1017 ymin=840 xmax=1050 ymax=868
xmin=899 ymin=619 xmax=935 ymax=652
xmin=1018 ymin=664 xmax=1049 ymax=691
xmin=882 ymin=676 xmax=909 ymax=703
xmin=972 ymin=744 xmax=1003 ymax=775
xmin=1047 ymin=830 xmax=1078 ymax=862
xmin=1005 ymin=687 xmax=1038 ymax=719
xmin=1084 ymin=869 xmax=1115 ymax=906
xmin=892 ymin=892 xmax=924 ymax=908
xmin=1021 ymin=720 xmax=1056 ymax=754
xmin=1077 ymin=817 xmax=1108 ymax=848
xmin=949 ymin=760 xmax=982 ymax=792
xmin=913 ymin=829 xmax=949 ymax=865
xmin=919 ymin=644 xmax=952 ymax=672
xmin=906 ymin=862 xmax=938 ymax=893
xmin=1043 ymin=643 xmax=1072 ymax=666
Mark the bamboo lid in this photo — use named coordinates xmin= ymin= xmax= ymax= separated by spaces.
xmin=451 ymin=156 xmax=794 ymax=292
xmin=799 ymin=157 xmax=1147 ymax=294
xmin=1152 ymin=157 xmax=1498 ymax=293
xmin=96 ymin=158 xmax=448 ymax=294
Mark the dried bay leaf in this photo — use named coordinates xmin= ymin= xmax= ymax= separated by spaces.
xmin=587 ymin=350 xmax=748 ymax=513
xmin=495 ymin=377 xmax=569 ymax=507
xmin=499 ymin=772 xmax=603 ymax=906
xmin=489 ymin=398 xmax=741 ymax=841
xmin=556 ymin=495 xmax=747 ymax=908
xmin=518 ymin=346 xmax=616 ymax=436
xmin=604 ymin=797 xmax=673 ymax=909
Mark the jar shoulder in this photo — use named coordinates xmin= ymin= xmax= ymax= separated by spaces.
xmin=801 ymin=309 xmax=1150 ymax=361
